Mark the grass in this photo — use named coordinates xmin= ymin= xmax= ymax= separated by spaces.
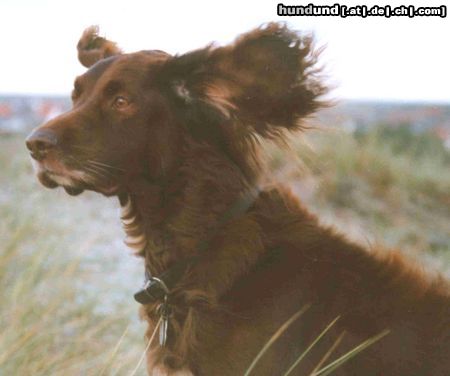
xmin=0 ymin=221 xmax=148 ymax=375
xmin=244 ymin=304 xmax=311 ymax=376
xmin=243 ymin=308 xmax=390 ymax=376
xmin=0 ymin=122 xmax=449 ymax=374
xmin=0 ymin=134 xmax=147 ymax=375
xmin=269 ymin=124 xmax=450 ymax=269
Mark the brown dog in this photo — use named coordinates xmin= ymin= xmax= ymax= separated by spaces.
xmin=26 ymin=24 xmax=449 ymax=375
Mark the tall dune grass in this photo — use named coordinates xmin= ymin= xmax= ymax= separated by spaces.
xmin=270 ymin=125 xmax=450 ymax=267
xmin=0 ymin=221 xmax=148 ymax=375
xmin=0 ymin=135 xmax=146 ymax=375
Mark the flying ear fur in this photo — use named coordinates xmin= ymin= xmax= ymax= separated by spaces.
xmin=77 ymin=26 xmax=122 ymax=68
xmin=161 ymin=22 xmax=328 ymax=138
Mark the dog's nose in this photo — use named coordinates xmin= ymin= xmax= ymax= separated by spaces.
xmin=25 ymin=129 xmax=58 ymax=161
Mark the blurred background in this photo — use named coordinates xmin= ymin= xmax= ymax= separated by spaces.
xmin=0 ymin=0 xmax=449 ymax=374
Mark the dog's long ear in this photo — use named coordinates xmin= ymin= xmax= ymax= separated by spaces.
xmin=77 ymin=26 xmax=122 ymax=68
xmin=158 ymin=23 xmax=328 ymax=138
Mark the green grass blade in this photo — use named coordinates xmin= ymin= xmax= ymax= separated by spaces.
xmin=244 ymin=304 xmax=311 ymax=376
xmin=312 ymin=329 xmax=390 ymax=376
xmin=283 ymin=316 xmax=340 ymax=376
xmin=309 ymin=331 xmax=346 ymax=376
xmin=129 ymin=317 xmax=162 ymax=376
xmin=99 ymin=325 xmax=129 ymax=376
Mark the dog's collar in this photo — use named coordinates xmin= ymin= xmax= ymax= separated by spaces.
xmin=134 ymin=258 xmax=193 ymax=304
xmin=134 ymin=185 xmax=261 ymax=305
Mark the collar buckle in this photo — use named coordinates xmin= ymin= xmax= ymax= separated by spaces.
xmin=134 ymin=276 xmax=170 ymax=305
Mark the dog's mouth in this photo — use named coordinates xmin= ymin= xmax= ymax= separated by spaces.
xmin=37 ymin=169 xmax=85 ymax=196
xmin=32 ymin=159 xmax=120 ymax=197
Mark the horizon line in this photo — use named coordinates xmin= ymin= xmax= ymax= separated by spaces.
xmin=1 ymin=93 xmax=449 ymax=106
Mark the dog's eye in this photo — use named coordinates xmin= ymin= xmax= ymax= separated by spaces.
xmin=113 ymin=96 xmax=129 ymax=109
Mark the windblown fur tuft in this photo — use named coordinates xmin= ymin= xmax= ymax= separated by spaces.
xmin=158 ymin=22 xmax=328 ymax=140
xmin=77 ymin=25 xmax=122 ymax=68
xmin=211 ymin=22 xmax=328 ymax=135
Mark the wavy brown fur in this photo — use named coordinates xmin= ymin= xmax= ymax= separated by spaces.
xmin=26 ymin=23 xmax=449 ymax=375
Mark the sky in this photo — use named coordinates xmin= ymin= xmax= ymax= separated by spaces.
xmin=0 ymin=0 xmax=449 ymax=102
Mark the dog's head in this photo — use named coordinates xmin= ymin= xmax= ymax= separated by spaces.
xmin=26 ymin=23 xmax=327 ymax=196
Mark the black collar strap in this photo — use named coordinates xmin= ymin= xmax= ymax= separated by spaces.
xmin=134 ymin=186 xmax=261 ymax=305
